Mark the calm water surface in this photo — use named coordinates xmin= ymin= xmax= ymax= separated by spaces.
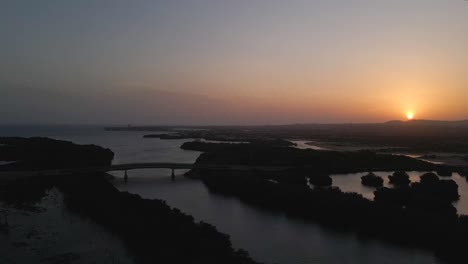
xmin=0 ymin=189 xmax=134 ymax=263
xmin=0 ymin=126 xmax=447 ymax=264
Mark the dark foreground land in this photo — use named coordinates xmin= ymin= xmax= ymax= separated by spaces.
xmin=0 ymin=137 xmax=259 ymax=264
xmin=182 ymin=141 xmax=468 ymax=264
xmin=2 ymin=136 xmax=468 ymax=263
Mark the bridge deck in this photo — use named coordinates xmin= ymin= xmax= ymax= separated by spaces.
xmin=0 ymin=162 xmax=292 ymax=181
xmin=0 ymin=162 xmax=411 ymax=182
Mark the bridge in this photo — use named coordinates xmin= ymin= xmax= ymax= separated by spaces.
xmin=113 ymin=163 xmax=291 ymax=179
xmin=0 ymin=162 xmax=293 ymax=182
xmin=102 ymin=162 xmax=293 ymax=181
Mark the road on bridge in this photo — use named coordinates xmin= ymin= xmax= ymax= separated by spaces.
xmin=0 ymin=162 xmax=293 ymax=182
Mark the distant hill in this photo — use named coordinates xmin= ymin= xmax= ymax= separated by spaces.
xmin=399 ymin=119 xmax=468 ymax=127
xmin=106 ymin=119 xmax=468 ymax=131
xmin=383 ymin=119 xmax=468 ymax=127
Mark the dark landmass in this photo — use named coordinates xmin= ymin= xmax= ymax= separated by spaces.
xmin=0 ymin=176 xmax=53 ymax=207
xmin=186 ymin=143 xmax=468 ymax=264
xmin=181 ymin=140 xmax=293 ymax=152
xmin=184 ymin=142 xmax=448 ymax=174
xmin=0 ymin=137 xmax=114 ymax=170
xmin=57 ymin=173 xmax=259 ymax=264
xmin=144 ymin=130 xmax=295 ymax=147
xmin=374 ymin=173 xmax=459 ymax=207
xmin=195 ymin=169 xmax=466 ymax=264
xmin=140 ymin=129 xmax=292 ymax=144
xmin=388 ymin=171 xmax=411 ymax=186
xmin=0 ymin=137 xmax=260 ymax=264
xmin=361 ymin=172 xmax=383 ymax=187
xmin=3 ymin=134 xmax=468 ymax=264
xmin=437 ymin=168 xmax=453 ymax=177
xmin=106 ymin=119 xmax=468 ymax=153
xmin=407 ymin=173 xmax=459 ymax=202
xmin=307 ymin=174 xmax=333 ymax=187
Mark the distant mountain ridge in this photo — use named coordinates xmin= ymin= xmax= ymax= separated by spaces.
xmin=383 ymin=119 xmax=468 ymax=127
xmin=106 ymin=119 xmax=468 ymax=130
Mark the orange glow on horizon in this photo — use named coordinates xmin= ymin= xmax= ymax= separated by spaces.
xmin=406 ymin=112 xmax=414 ymax=120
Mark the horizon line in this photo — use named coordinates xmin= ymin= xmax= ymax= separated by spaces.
xmin=2 ymin=119 xmax=468 ymax=128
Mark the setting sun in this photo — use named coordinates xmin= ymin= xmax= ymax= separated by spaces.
xmin=406 ymin=112 xmax=414 ymax=120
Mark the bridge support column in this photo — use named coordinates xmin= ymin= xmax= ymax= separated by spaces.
xmin=171 ymin=168 xmax=175 ymax=181
xmin=124 ymin=170 xmax=128 ymax=183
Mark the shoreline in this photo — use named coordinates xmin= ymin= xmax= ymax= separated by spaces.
xmin=0 ymin=137 xmax=260 ymax=264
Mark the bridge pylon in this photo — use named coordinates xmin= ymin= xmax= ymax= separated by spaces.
xmin=171 ymin=168 xmax=175 ymax=181
xmin=124 ymin=170 xmax=128 ymax=183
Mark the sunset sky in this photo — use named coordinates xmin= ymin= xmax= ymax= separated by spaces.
xmin=1 ymin=0 xmax=467 ymax=125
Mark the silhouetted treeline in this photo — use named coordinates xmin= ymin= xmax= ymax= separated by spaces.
xmin=141 ymin=129 xmax=295 ymax=147
xmin=388 ymin=171 xmax=411 ymax=185
xmin=186 ymin=142 xmax=445 ymax=174
xmin=307 ymin=174 xmax=332 ymax=187
xmin=0 ymin=137 xmax=260 ymax=264
xmin=57 ymin=173 xmax=260 ymax=264
xmin=196 ymin=169 xmax=466 ymax=264
xmin=375 ymin=173 xmax=459 ymax=206
xmin=139 ymin=128 xmax=297 ymax=148
xmin=0 ymin=137 xmax=114 ymax=170
xmin=361 ymin=172 xmax=383 ymax=187
xmin=0 ymin=176 xmax=54 ymax=207
xmin=179 ymin=139 xmax=293 ymax=148
xmin=187 ymin=142 xmax=467 ymax=263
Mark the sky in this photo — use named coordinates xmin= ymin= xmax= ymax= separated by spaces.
xmin=1 ymin=0 xmax=467 ymax=125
